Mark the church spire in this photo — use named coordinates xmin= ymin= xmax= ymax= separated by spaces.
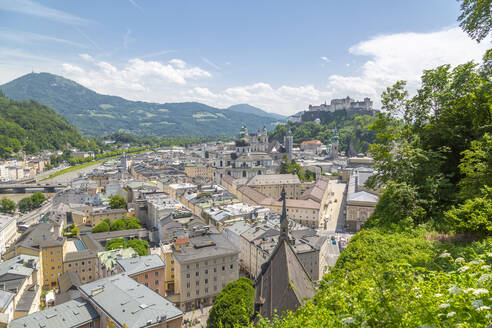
xmin=279 ymin=188 xmax=289 ymax=241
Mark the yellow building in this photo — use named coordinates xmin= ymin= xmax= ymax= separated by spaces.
xmin=184 ymin=165 xmax=214 ymax=180
xmin=88 ymin=208 xmax=127 ymax=226
xmin=246 ymin=174 xmax=302 ymax=199
xmin=40 ymin=238 xmax=66 ymax=290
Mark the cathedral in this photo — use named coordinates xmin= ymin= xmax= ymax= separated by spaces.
xmin=236 ymin=125 xmax=269 ymax=153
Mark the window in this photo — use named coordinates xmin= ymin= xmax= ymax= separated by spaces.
xmin=196 ymin=272 xmax=199 ymax=277
xmin=205 ymin=269 xmax=208 ymax=274
xmin=171 ymin=274 xmax=174 ymax=279
xmin=155 ymin=289 xmax=159 ymax=293
xmin=186 ymin=273 xmax=190 ymax=278
xmin=51 ymin=266 xmax=54 ymax=270
xmin=214 ymin=268 xmax=217 ymax=273
xmin=68 ymin=263 xmax=72 ymax=268
xmin=214 ymin=286 xmax=217 ymax=291
xmin=145 ymin=274 xmax=148 ymax=279
xmin=187 ymin=292 xmax=190 ymax=297
xmin=88 ymin=268 xmax=91 ymax=271
xmin=196 ymin=290 xmax=199 ymax=295
xmin=186 ymin=265 xmax=190 ymax=269
xmin=171 ymin=268 xmax=174 ymax=272
xmin=155 ymin=280 xmax=159 ymax=285
xmin=205 ymin=261 xmax=208 ymax=265
xmin=196 ymin=281 xmax=199 ymax=286
xmin=171 ymin=260 xmax=174 ymax=264
xmin=196 ymin=263 xmax=199 ymax=268
xmin=89 ymin=275 xmax=92 ymax=280
xmin=88 ymin=260 xmax=91 ymax=265
xmin=50 ymin=251 xmax=53 ymax=255
xmin=155 ymin=271 xmax=159 ymax=277
xmin=214 ymin=277 xmax=217 ymax=282
xmin=230 ymin=264 xmax=233 ymax=270
xmin=205 ymin=279 xmax=208 ymax=284
xmin=145 ymin=283 xmax=148 ymax=287
xmin=205 ymin=287 xmax=209 ymax=293
xmin=187 ymin=282 xmax=190 ymax=288
xmin=81 ymin=261 xmax=85 ymax=265
xmin=222 ymin=266 xmax=225 ymax=271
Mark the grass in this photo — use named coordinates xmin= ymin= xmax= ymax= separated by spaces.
xmin=41 ymin=159 xmax=107 ymax=181
xmin=41 ymin=147 xmax=153 ymax=181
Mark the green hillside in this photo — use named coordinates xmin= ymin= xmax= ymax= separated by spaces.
xmin=227 ymin=104 xmax=286 ymax=121
xmin=0 ymin=73 xmax=284 ymax=137
xmin=0 ymin=91 xmax=95 ymax=158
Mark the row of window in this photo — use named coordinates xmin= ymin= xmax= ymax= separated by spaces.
xmin=185 ymin=285 xmax=223 ymax=297
xmin=185 ymin=264 xmax=234 ymax=278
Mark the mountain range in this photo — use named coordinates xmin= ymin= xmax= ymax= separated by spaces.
xmin=0 ymin=73 xmax=285 ymax=137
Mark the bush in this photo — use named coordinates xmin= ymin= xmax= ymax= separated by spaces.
xmin=0 ymin=198 xmax=16 ymax=213
xmin=105 ymin=238 xmax=148 ymax=256
xmin=445 ymin=187 xmax=492 ymax=236
xmin=92 ymin=221 xmax=110 ymax=233
xmin=207 ymin=277 xmax=255 ymax=328
xmin=109 ymin=195 xmax=126 ymax=209
xmin=110 ymin=218 xmax=127 ymax=231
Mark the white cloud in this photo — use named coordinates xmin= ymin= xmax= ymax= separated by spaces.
xmin=0 ymin=0 xmax=89 ymax=25
xmin=52 ymin=27 xmax=489 ymax=116
xmin=202 ymin=57 xmax=221 ymax=70
xmin=320 ymin=56 xmax=331 ymax=64
xmin=79 ymin=53 xmax=94 ymax=62
xmin=326 ymin=27 xmax=490 ymax=103
xmin=62 ymin=57 xmax=212 ymax=97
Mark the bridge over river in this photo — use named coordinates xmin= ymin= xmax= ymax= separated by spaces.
xmin=0 ymin=183 xmax=68 ymax=194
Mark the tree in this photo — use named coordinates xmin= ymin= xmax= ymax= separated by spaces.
xmin=127 ymin=239 xmax=149 ymax=256
xmin=445 ymin=186 xmax=492 ymax=236
xmin=18 ymin=197 xmax=33 ymax=213
xmin=207 ymin=277 xmax=255 ymax=328
xmin=458 ymin=0 xmax=492 ymax=42
xmin=110 ymin=218 xmax=127 ymax=231
xmin=457 ymin=133 xmax=492 ymax=201
xmin=109 ymin=195 xmax=126 ymax=209
xmin=0 ymin=198 xmax=17 ymax=213
xmin=105 ymin=238 xmax=127 ymax=250
xmin=126 ymin=218 xmax=142 ymax=229
xmin=92 ymin=221 xmax=110 ymax=233
xmin=71 ymin=226 xmax=80 ymax=237
xmin=31 ymin=192 xmax=46 ymax=207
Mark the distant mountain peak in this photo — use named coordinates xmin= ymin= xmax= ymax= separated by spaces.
xmin=1 ymin=72 xmax=284 ymax=137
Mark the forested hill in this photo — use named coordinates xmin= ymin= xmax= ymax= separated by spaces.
xmin=270 ymin=112 xmax=377 ymax=156
xmin=0 ymin=91 xmax=95 ymax=158
xmin=0 ymin=72 xmax=284 ymax=137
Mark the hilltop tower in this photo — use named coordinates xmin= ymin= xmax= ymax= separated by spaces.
xmin=331 ymin=127 xmax=339 ymax=160
xmin=284 ymin=123 xmax=293 ymax=161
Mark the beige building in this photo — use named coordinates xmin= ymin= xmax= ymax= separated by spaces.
xmin=171 ymin=231 xmax=239 ymax=312
xmin=184 ymin=165 xmax=214 ymax=180
xmin=63 ymin=249 xmax=99 ymax=285
xmin=40 ymin=238 xmax=66 ymax=290
xmin=245 ymin=174 xmax=302 ymax=199
xmin=88 ymin=208 xmax=127 ymax=226
xmin=345 ymin=168 xmax=379 ymax=232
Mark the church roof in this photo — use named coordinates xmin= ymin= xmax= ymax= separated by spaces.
xmin=255 ymin=239 xmax=315 ymax=319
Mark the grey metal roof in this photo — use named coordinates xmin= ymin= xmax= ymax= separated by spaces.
xmin=78 ymin=274 xmax=183 ymax=328
xmin=9 ymin=297 xmax=99 ymax=328
xmin=116 ymin=255 xmax=165 ymax=276
xmin=63 ymin=249 xmax=98 ymax=262
xmin=0 ymin=255 xmax=38 ymax=279
xmin=172 ymin=232 xmax=239 ymax=264
xmin=0 ymin=290 xmax=14 ymax=310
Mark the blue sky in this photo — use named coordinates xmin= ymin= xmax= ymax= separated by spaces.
xmin=0 ymin=0 xmax=489 ymax=115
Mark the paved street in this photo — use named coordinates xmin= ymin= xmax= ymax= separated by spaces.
xmin=183 ymin=306 xmax=212 ymax=328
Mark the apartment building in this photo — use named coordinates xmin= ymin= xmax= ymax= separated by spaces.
xmin=0 ymin=215 xmax=17 ymax=255
xmin=172 ymin=229 xmax=239 ymax=312
xmin=40 ymin=238 xmax=66 ymax=289
xmin=63 ymin=250 xmax=98 ymax=284
xmin=116 ymin=254 xmax=166 ymax=296
xmin=245 ymin=174 xmax=302 ymax=199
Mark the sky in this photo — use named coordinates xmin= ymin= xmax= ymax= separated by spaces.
xmin=0 ymin=0 xmax=490 ymax=115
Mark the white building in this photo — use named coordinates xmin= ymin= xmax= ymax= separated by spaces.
xmin=0 ymin=215 xmax=17 ymax=256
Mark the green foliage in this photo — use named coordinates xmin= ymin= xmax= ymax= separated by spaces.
xmin=109 ymin=195 xmax=126 ymax=209
xmin=207 ymin=277 xmax=255 ymax=328
xmin=0 ymin=93 xmax=95 ymax=158
xmin=0 ymin=198 xmax=17 ymax=213
xmin=105 ymin=238 xmax=148 ymax=256
xmin=18 ymin=192 xmax=46 ymax=212
xmin=0 ymin=73 xmax=281 ymax=137
xmin=264 ymin=230 xmax=492 ymax=327
xmin=445 ymin=187 xmax=492 ymax=236
xmin=127 ymin=239 xmax=149 ymax=256
xmin=458 ymin=133 xmax=492 ymax=201
xmin=279 ymin=156 xmax=315 ymax=182
xmin=110 ymin=218 xmax=128 ymax=231
xmin=458 ymin=0 xmax=492 ymax=42
xmin=92 ymin=221 xmax=110 ymax=233
xmin=270 ymin=114 xmax=377 ymax=156
xmin=71 ymin=226 xmax=79 ymax=236
xmin=367 ymin=53 xmax=492 ymax=231
xmin=105 ymin=238 xmax=127 ymax=250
